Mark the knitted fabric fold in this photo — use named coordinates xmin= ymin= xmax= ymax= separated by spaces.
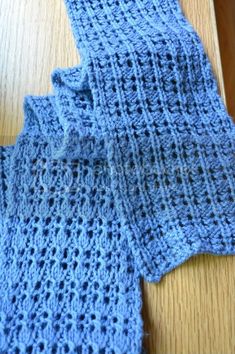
xmin=0 ymin=87 xmax=143 ymax=352
xmin=61 ymin=0 xmax=235 ymax=281
xmin=50 ymin=65 xmax=106 ymax=160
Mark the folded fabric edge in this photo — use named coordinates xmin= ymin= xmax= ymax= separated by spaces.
xmin=19 ymin=83 xmax=103 ymax=160
xmin=132 ymin=225 xmax=235 ymax=283
xmin=51 ymin=63 xmax=107 ymax=160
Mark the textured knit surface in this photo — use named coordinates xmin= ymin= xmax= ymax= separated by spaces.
xmin=63 ymin=0 xmax=235 ymax=281
xmin=0 ymin=0 xmax=235 ymax=353
xmin=0 ymin=90 xmax=142 ymax=353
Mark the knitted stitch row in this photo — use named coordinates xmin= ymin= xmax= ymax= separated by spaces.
xmin=0 ymin=0 xmax=235 ymax=352
xmin=0 ymin=88 xmax=143 ymax=353
xmin=63 ymin=0 xmax=235 ymax=281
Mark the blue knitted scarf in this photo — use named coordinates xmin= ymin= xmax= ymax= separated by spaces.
xmin=0 ymin=0 xmax=235 ymax=353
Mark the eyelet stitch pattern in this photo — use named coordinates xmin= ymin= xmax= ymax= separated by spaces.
xmin=0 ymin=94 xmax=143 ymax=353
xmin=62 ymin=0 xmax=235 ymax=282
xmin=0 ymin=0 xmax=235 ymax=352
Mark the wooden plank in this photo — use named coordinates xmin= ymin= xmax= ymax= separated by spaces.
xmin=180 ymin=0 xmax=226 ymax=103
xmin=214 ymin=0 xmax=235 ymax=119
xmin=0 ymin=0 xmax=79 ymax=145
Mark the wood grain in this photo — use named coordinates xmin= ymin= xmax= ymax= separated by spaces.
xmin=214 ymin=0 xmax=235 ymax=119
xmin=0 ymin=0 xmax=80 ymax=145
xmin=0 ymin=1 xmax=234 ymax=354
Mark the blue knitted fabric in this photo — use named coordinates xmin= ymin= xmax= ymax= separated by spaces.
xmin=0 ymin=90 xmax=143 ymax=353
xmin=0 ymin=0 xmax=235 ymax=353
xmin=62 ymin=0 xmax=235 ymax=281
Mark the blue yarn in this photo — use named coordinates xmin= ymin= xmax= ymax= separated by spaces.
xmin=0 ymin=0 xmax=235 ymax=352
xmin=62 ymin=0 xmax=235 ymax=282
xmin=0 ymin=91 xmax=143 ymax=353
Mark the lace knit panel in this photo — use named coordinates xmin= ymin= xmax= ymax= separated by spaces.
xmin=0 ymin=146 xmax=14 ymax=219
xmin=0 ymin=96 xmax=143 ymax=353
xmin=61 ymin=0 xmax=235 ymax=281
xmin=0 ymin=0 xmax=235 ymax=352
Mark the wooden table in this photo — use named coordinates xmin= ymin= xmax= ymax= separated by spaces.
xmin=0 ymin=1 xmax=234 ymax=353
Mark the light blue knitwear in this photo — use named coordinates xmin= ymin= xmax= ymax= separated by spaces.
xmin=62 ymin=0 xmax=235 ymax=281
xmin=0 ymin=0 xmax=235 ymax=353
xmin=0 ymin=91 xmax=143 ymax=353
